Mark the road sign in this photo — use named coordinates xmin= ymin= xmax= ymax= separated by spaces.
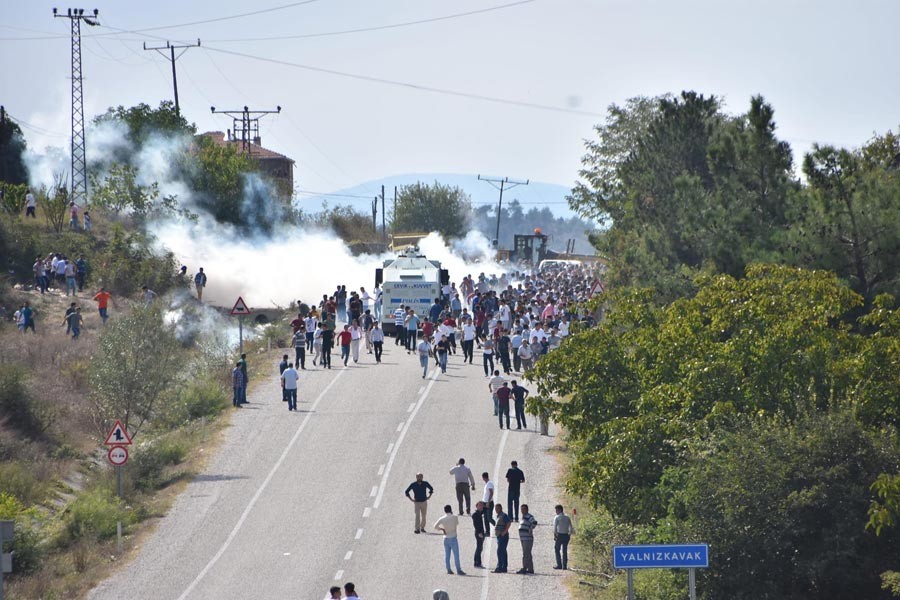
xmin=103 ymin=420 xmax=132 ymax=446
xmin=0 ymin=522 xmax=12 ymax=543
xmin=107 ymin=445 xmax=129 ymax=466
xmin=613 ymin=544 xmax=709 ymax=569
xmin=230 ymin=296 xmax=251 ymax=316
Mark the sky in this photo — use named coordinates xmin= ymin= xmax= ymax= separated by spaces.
xmin=3 ymin=0 xmax=899 ymax=213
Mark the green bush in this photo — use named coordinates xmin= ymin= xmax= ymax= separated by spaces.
xmin=63 ymin=488 xmax=133 ymax=542
xmin=0 ymin=363 xmax=53 ymax=438
xmin=157 ymin=376 xmax=230 ymax=427
xmin=130 ymin=435 xmax=188 ymax=491
xmin=0 ymin=492 xmax=44 ymax=576
xmin=0 ymin=461 xmax=52 ymax=506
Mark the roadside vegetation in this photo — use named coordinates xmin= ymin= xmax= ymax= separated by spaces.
xmin=533 ymin=93 xmax=900 ymax=599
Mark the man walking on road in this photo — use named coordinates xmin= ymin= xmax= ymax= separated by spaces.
xmin=417 ymin=336 xmax=432 ymax=378
xmin=511 ymin=380 xmax=529 ymax=429
xmin=505 ymin=461 xmax=526 ymax=521
xmin=516 ymin=504 xmax=538 ymax=574
xmin=371 ymin=321 xmax=384 ymax=363
xmin=493 ymin=503 xmax=511 ymax=573
xmin=449 ymin=458 xmax=476 ymax=515
xmin=553 ymin=504 xmax=574 ymax=570
xmin=497 ymin=381 xmax=512 ymax=430
xmin=404 ymin=473 xmax=434 ymax=534
xmin=343 ymin=582 xmax=361 ymax=599
xmin=280 ymin=362 xmax=299 ymax=411
xmin=278 ymin=354 xmax=289 ymax=402
xmin=434 ymin=505 xmax=465 ymax=575
xmin=488 ymin=370 xmax=505 ymax=416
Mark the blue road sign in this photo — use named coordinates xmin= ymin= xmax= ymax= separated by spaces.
xmin=613 ymin=544 xmax=709 ymax=569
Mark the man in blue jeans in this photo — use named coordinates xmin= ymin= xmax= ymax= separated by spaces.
xmin=434 ymin=505 xmax=465 ymax=575
xmin=280 ymin=362 xmax=300 ymax=411
xmin=493 ymin=503 xmax=511 ymax=573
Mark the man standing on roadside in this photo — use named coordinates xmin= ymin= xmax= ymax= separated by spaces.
xmin=231 ymin=362 xmax=244 ymax=408
xmin=505 ymin=461 xmax=526 ymax=521
xmin=238 ymin=353 xmax=249 ymax=404
xmin=516 ymin=504 xmax=538 ymax=574
xmin=434 ymin=505 xmax=465 ymax=575
xmin=553 ymin=504 xmax=574 ymax=570
xmin=449 ymin=458 xmax=476 ymax=515
xmin=404 ymin=473 xmax=434 ymax=534
xmin=278 ymin=354 xmax=289 ymax=402
xmin=280 ymin=361 xmax=299 ymax=411
xmin=493 ymin=503 xmax=511 ymax=573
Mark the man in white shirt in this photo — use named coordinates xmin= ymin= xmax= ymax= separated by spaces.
xmin=280 ymin=362 xmax=300 ymax=411
xmin=434 ymin=505 xmax=465 ymax=575
xmin=304 ymin=314 xmax=317 ymax=351
xmin=481 ymin=471 xmax=495 ymax=515
xmin=460 ymin=318 xmax=476 ymax=364
xmin=488 ymin=370 xmax=506 ymax=416
xmin=25 ymin=190 xmax=36 ymax=218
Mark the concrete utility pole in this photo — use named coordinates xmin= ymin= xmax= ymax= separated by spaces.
xmin=53 ymin=7 xmax=100 ymax=207
xmin=210 ymin=105 xmax=281 ymax=156
xmin=477 ymin=175 xmax=529 ymax=247
xmin=143 ymin=39 xmax=200 ymax=117
xmin=381 ymin=184 xmax=386 ymax=242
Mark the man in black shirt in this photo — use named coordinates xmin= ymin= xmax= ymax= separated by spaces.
xmin=472 ymin=501 xmax=495 ymax=568
xmin=505 ymin=461 xmax=526 ymax=521
xmin=404 ymin=472 xmax=434 ymax=533
xmin=511 ymin=380 xmax=529 ymax=429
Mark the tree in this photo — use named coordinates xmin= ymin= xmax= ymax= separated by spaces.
xmin=785 ymin=132 xmax=900 ymax=303
xmin=574 ymin=92 xmax=798 ymax=299
xmin=529 ymin=264 xmax=897 ymax=524
xmin=0 ymin=113 xmax=28 ymax=185
xmin=184 ymin=135 xmax=262 ymax=230
xmin=89 ymin=304 xmax=182 ymax=438
xmin=659 ymin=412 xmax=900 ymax=600
xmin=391 ymin=181 xmax=471 ymax=239
xmin=43 ymin=172 xmax=69 ymax=233
xmin=93 ymin=101 xmax=195 ymax=160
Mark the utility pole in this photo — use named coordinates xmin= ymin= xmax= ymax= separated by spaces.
xmin=54 ymin=7 xmax=99 ymax=207
xmin=380 ymin=184 xmax=386 ymax=242
xmin=210 ymin=105 xmax=281 ymax=156
xmin=372 ymin=196 xmax=378 ymax=232
xmin=143 ymin=39 xmax=200 ymax=117
xmin=477 ymin=175 xmax=529 ymax=248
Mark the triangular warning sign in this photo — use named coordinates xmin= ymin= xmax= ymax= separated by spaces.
xmin=230 ymin=296 xmax=252 ymax=316
xmin=104 ymin=420 xmax=133 ymax=446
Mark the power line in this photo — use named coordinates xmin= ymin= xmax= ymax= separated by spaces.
xmin=205 ymin=0 xmax=539 ymax=42
xmin=202 ymin=45 xmax=603 ymax=117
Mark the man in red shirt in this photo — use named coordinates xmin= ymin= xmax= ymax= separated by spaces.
xmin=290 ymin=312 xmax=304 ymax=334
xmin=496 ymin=382 xmax=512 ymax=430
xmin=93 ymin=287 xmax=112 ymax=324
xmin=337 ymin=325 xmax=352 ymax=366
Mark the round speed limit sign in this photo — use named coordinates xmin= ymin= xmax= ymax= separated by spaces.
xmin=107 ymin=445 xmax=129 ymax=466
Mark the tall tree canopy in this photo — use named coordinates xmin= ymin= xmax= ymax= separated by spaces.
xmin=0 ymin=113 xmax=28 ymax=185
xmin=391 ymin=181 xmax=471 ymax=239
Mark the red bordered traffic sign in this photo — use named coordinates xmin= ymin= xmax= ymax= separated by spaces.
xmin=103 ymin=420 xmax=132 ymax=446
xmin=230 ymin=296 xmax=251 ymax=316
xmin=107 ymin=445 xmax=129 ymax=466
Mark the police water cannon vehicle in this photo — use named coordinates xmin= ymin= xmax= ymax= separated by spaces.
xmin=376 ymin=245 xmax=448 ymax=335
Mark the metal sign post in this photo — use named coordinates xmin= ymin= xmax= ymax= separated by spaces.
xmin=613 ymin=543 xmax=709 ymax=600
xmin=0 ymin=520 xmax=15 ymax=600
xmin=104 ymin=423 xmax=131 ymax=555
xmin=230 ymin=297 xmax=251 ymax=355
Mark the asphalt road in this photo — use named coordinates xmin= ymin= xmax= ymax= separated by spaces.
xmin=88 ymin=339 xmax=571 ymax=600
